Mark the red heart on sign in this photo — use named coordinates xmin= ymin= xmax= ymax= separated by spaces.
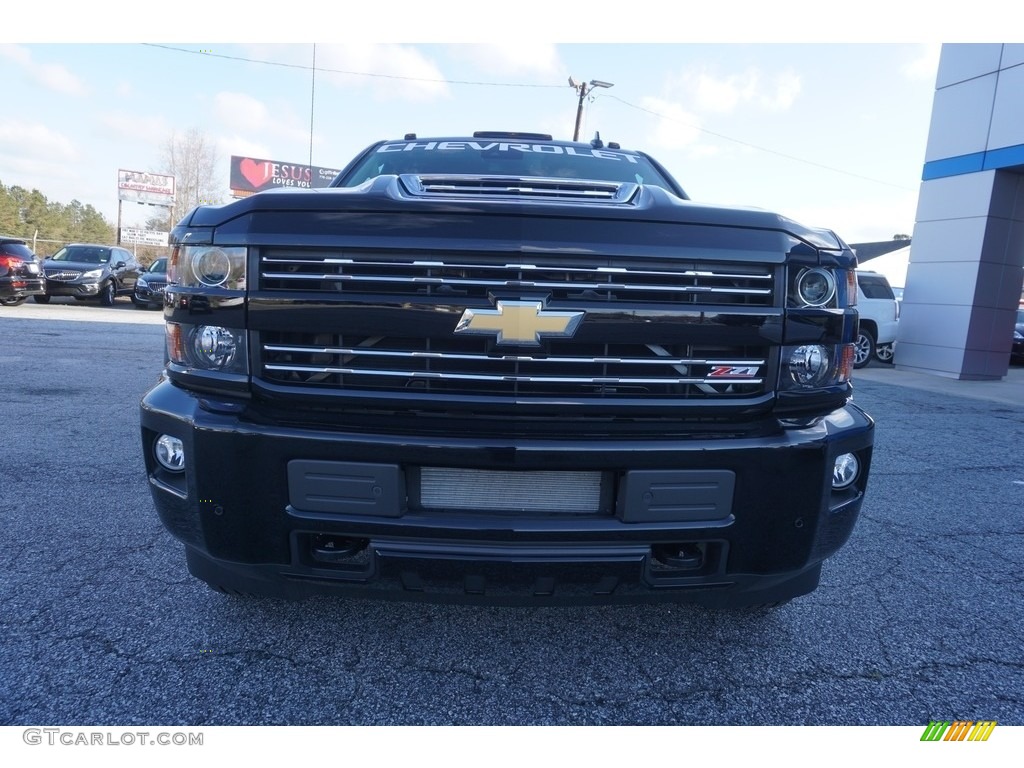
xmin=239 ymin=158 xmax=273 ymax=188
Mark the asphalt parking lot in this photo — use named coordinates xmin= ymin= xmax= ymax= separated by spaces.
xmin=1 ymin=299 xmax=1022 ymax=726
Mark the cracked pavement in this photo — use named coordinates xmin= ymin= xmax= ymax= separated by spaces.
xmin=1 ymin=306 xmax=1022 ymax=725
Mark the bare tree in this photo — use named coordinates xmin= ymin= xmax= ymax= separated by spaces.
xmin=150 ymin=128 xmax=223 ymax=230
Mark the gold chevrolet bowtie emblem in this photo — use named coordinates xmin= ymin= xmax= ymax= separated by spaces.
xmin=454 ymin=300 xmax=584 ymax=346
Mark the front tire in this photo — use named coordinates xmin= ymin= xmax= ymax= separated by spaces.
xmin=854 ymin=328 xmax=876 ymax=369
xmin=875 ymin=343 xmax=894 ymax=364
xmin=33 ymin=294 xmax=51 ymax=304
xmin=99 ymin=281 xmax=116 ymax=307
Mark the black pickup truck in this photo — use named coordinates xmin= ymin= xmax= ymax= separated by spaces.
xmin=140 ymin=132 xmax=874 ymax=607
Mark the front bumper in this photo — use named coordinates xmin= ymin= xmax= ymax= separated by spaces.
xmin=0 ymin=276 xmax=45 ymax=300
xmin=44 ymin=279 xmax=103 ymax=297
xmin=134 ymin=283 xmax=166 ymax=306
xmin=141 ymin=380 xmax=874 ymax=606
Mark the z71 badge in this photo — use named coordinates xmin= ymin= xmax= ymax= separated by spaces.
xmin=708 ymin=365 xmax=760 ymax=378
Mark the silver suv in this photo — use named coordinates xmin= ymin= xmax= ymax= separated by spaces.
xmin=854 ymin=270 xmax=899 ymax=368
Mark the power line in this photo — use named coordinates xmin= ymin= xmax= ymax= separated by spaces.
xmin=607 ymin=95 xmax=917 ymax=192
xmin=141 ymin=43 xmax=918 ymax=191
xmin=140 ymin=43 xmax=565 ymax=88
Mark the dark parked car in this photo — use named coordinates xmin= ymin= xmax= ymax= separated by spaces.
xmin=1012 ymin=308 xmax=1024 ymax=364
xmin=38 ymin=244 xmax=141 ymax=306
xmin=133 ymin=257 xmax=168 ymax=309
xmin=0 ymin=237 xmax=46 ymax=306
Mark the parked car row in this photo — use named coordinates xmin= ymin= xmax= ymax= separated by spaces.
xmin=0 ymin=238 xmax=168 ymax=309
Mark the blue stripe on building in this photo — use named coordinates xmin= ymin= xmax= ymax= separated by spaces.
xmin=922 ymin=143 xmax=1024 ymax=180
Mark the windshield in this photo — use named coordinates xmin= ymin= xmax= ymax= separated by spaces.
xmin=52 ymin=245 xmax=110 ymax=264
xmin=336 ymin=140 xmax=679 ymax=192
xmin=147 ymin=258 xmax=168 ymax=274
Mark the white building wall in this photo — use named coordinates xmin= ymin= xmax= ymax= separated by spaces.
xmin=897 ymin=44 xmax=1024 ymax=380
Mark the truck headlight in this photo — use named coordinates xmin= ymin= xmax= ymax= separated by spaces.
xmin=193 ymin=325 xmax=240 ymax=370
xmin=780 ymin=343 xmax=853 ymax=390
xmin=81 ymin=268 xmax=103 ymax=279
xmin=794 ymin=268 xmax=836 ymax=307
xmin=170 ymin=246 xmax=246 ymax=290
xmin=167 ymin=322 xmax=248 ymax=374
xmin=786 ymin=345 xmax=830 ymax=386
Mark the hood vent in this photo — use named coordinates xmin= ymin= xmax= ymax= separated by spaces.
xmin=399 ymin=174 xmax=639 ymax=203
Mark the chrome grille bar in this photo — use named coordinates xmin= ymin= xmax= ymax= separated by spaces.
xmin=263 ymin=363 xmax=764 ymax=386
xmin=260 ymin=271 xmax=771 ymax=295
xmin=263 ymin=343 xmax=764 ymax=368
xmin=261 ymin=256 xmax=773 ymax=282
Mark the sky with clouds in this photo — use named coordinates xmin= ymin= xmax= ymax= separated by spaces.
xmin=0 ymin=17 xmax=949 ymax=245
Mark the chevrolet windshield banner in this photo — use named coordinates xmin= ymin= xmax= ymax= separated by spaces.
xmin=230 ymin=155 xmax=340 ymax=194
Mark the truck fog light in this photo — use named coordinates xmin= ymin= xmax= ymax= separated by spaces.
xmin=192 ymin=325 xmax=238 ymax=370
xmin=832 ymin=453 xmax=859 ymax=489
xmin=796 ymin=268 xmax=836 ymax=307
xmin=155 ymin=434 xmax=185 ymax=472
xmin=787 ymin=344 xmax=830 ymax=386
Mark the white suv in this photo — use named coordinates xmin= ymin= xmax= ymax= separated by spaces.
xmin=855 ymin=270 xmax=899 ymax=368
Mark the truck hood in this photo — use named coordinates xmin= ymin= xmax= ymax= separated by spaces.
xmin=182 ymin=176 xmax=846 ymax=251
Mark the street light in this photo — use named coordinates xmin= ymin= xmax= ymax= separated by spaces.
xmin=569 ymin=77 xmax=614 ymax=141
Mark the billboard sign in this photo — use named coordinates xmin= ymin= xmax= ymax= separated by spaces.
xmin=230 ymin=155 xmax=340 ymax=195
xmin=120 ymin=227 xmax=169 ymax=247
xmin=118 ymin=170 xmax=175 ymax=205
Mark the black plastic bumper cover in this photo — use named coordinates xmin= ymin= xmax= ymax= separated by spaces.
xmin=141 ymin=380 xmax=874 ymax=606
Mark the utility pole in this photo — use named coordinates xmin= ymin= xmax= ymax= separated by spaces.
xmin=569 ymin=78 xmax=614 ymax=141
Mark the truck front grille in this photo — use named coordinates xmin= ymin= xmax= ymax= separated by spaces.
xmin=255 ymin=251 xmax=777 ymax=402
xmin=260 ymin=252 xmax=775 ymax=307
xmin=259 ymin=332 xmax=768 ymax=399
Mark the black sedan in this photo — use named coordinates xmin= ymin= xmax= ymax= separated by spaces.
xmin=0 ymin=238 xmax=45 ymax=306
xmin=38 ymin=243 xmax=141 ymax=306
xmin=132 ymin=257 xmax=168 ymax=309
